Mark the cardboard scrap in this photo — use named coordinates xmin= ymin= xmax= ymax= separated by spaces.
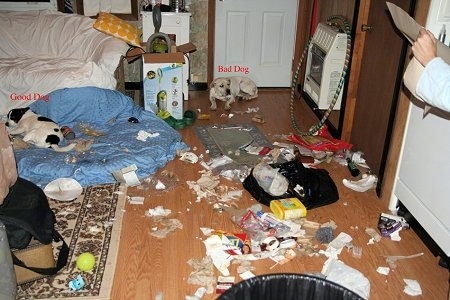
xmin=320 ymin=232 xmax=353 ymax=259
xmin=150 ymin=218 xmax=183 ymax=238
xmin=239 ymin=270 xmax=255 ymax=280
xmin=112 ymin=164 xmax=141 ymax=186
xmin=376 ymin=266 xmax=390 ymax=275
xmin=383 ymin=252 xmax=424 ymax=269
xmin=365 ymin=227 xmax=382 ymax=244
xmin=215 ymin=276 xmax=235 ymax=294
xmin=127 ymin=196 xmax=144 ymax=205
xmin=269 ymin=248 xmax=297 ymax=269
xmin=136 ymin=130 xmax=159 ymax=141
xmin=202 ymin=234 xmax=236 ymax=276
xmin=145 ymin=206 xmax=172 ymax=217
xmin=403 ymin=279 xmax=422 ymax=296
xmin=186 ymin=170 xmax=243 ymax=203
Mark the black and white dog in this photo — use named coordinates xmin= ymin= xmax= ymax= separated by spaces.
xmin=5 ymin=107 xmax=75 ymax=152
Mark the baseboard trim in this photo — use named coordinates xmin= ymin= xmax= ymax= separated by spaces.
xmin=125 ymin=81 xmax=208 ymax=92
xmin=125 ymin=82 xmax=141 ymax=90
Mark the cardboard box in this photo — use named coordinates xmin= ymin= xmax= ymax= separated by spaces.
xmin=123 ymin=43 xmax=197 ymax=120
xmin=142 ymin=52 xmax=184 ymax=120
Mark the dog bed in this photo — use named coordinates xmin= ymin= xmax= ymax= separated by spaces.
xmin=12 ymin=87 xmax=188 ymax=188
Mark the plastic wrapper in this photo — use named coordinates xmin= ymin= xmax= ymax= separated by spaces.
xmin=252 ymin=162 xmax=289 ymax=196
xmin=226 ymin=204 xmax=292 ymax=242
xmin=238 ymin=210 xmax=271 ymax=241
xmin=287 ymin=126 xmax=352 ymax=152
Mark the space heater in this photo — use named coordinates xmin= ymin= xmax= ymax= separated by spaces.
xmin=303 ymin=23 xmax=347 ymax=110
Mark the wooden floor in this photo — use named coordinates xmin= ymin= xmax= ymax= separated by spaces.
xmin=111 ymin=89 xmax=449 ymax=300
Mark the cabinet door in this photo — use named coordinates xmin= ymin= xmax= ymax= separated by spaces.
xmin=349 ymin=0 xmax=414 ymax=195
xmin=394 ymin=104 xmax=450 ymax=255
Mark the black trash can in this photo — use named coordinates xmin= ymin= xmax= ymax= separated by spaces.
xmin=217 ymin=273 xmax=364 ymax=300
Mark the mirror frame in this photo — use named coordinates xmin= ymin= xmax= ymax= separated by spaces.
xmin=75 ymin=0 xmax=139 ymax=21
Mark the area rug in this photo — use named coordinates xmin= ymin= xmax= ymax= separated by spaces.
xmin=194 ymin=123 xmax=272 ymax=166
xmin=16 ymin=183 xmax=126 ymax=300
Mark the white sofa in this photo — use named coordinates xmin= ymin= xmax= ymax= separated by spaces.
xmin=0 ymin=10 xmax=129 ymax=116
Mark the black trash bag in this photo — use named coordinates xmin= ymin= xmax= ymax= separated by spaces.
xmin=0 ymin=178 xmax=69 ymax=282
xmin=218 ymin=273 xmax=364 ymax=300
xmin=0 ymin=177 xmax=55 ymax=249
xmin=243 ymin=160 xmax=339 ymax=210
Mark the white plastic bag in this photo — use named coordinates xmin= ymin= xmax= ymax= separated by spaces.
xmin=322 ymin=258 xmax=371 ymax=299
xmin=252 ymin=162 xmax=289 ymax=196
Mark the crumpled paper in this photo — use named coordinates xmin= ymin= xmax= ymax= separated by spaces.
xmin=320 ymin=231 xmax=352 ymax=259
xmin=202 ymin=235 xmax=235 ymax=276
xmin=187 ymin=256 xmax=215 ymax=294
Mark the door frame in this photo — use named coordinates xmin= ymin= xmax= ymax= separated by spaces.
xmin=207 ymin=0 xmax=312 ymax=85
xmin=381 ymin=0 xmax=430 ymax=205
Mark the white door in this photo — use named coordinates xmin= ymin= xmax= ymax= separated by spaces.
xmin=214 ymin=0 xmax=298 ymax=87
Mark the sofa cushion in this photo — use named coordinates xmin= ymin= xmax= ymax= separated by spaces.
xmin=0 ymin=10 xmax=129 ymax=116
xmin=93 ymin=12 xmax=141 ymax=47
xmin=0 ymin=10 xmax=123 ymax=59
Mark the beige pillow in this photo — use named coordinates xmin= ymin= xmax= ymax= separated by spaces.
xmin=93 ymin=12 xmax=141 ymax=47
xmin=0 ymin=123 xmax=18 ymax=204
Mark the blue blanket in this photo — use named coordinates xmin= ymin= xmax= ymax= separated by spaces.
xmin=14 ymin=87 xmax=188 ymax=188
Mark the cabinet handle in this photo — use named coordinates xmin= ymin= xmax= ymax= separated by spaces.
xmin=361 ymin=24 xmax=373 ymax=32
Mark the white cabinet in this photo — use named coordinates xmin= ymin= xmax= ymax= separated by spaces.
xmin=389 ymin=103 xmax=450 ymax=256
xmin=142 ymin=12 xmax=191 ymax=100
xmin=389 ymin=0 xmax=450 ymax=257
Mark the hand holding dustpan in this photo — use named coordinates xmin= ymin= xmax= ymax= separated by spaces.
xmin=386 ymin=2 xmax=450 ymax=115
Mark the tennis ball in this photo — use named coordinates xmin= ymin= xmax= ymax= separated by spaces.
xmin=76 ymin=252 xmax=96 ymax=272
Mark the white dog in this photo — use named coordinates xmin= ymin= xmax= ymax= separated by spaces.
xmin=5 ymin=107 xmax=75 ymax=152
xmin=209 ymin=76 xmax=258 ymax=110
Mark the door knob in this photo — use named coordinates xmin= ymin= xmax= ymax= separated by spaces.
xmin=361 ymin=24 xmax=373 ymax=32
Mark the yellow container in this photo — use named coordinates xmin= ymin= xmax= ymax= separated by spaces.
xmin=270 ymin=198 xmax=307 ymax=220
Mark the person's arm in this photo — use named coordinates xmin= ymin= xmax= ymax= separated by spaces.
xmin=412 ymin=28 xmax=450 ymax=112
xmin=416 ymin=57 xmax=450 ymax=112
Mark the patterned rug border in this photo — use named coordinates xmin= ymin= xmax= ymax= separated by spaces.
xmin=16 ymin=183 xmax=127 ymax=300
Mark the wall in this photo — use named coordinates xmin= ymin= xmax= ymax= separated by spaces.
xmin=187 ymin=0 xmax=208 ymax=82
xmin=426 ymin=0 xmax=449 ymax=37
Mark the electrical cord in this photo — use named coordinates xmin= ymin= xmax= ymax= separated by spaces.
xmin=290 ymin=15 xmax=352 ymax=136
